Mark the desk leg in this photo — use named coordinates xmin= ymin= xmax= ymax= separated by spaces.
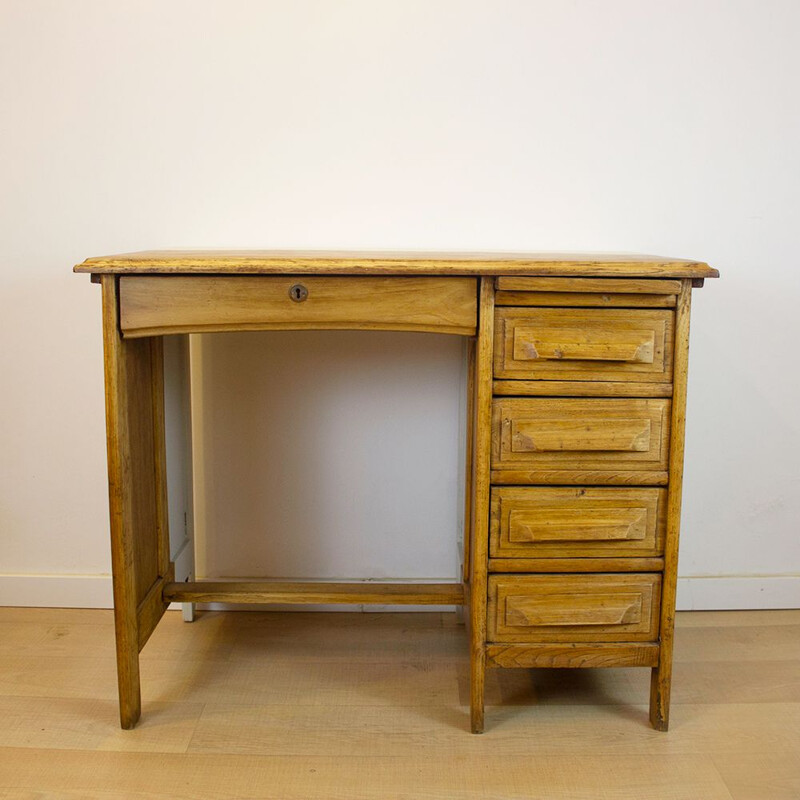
xmin=469 ymin=278 xmax=494 ymax=733
xmin=650 ymin=280 xmax=692 ymax=731
xmin=101 ymin=276 xmax=172 ymax=729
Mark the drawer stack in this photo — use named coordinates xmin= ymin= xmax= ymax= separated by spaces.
xmin=478 ymin=276 xmax=690 ymax=727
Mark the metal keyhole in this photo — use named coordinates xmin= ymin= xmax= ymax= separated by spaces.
xmin=289 ymin=283 xmax=308 ymax=302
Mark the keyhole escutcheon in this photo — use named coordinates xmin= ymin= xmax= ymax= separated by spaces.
xmin=289 ymin=283 xmax=309 ymax=302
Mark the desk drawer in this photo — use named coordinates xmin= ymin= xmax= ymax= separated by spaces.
xmin=494 ymin=308 xmax=673 ymax=383
xmin=119 ymin=276 xmax=478 ymax=337
xmin=490 ymin=487 xmax=666 ymax=559
xmin=488 ymin=574 xmax=661 ymax=643
xmin=491 ymin=397 xmax=670 ymax=484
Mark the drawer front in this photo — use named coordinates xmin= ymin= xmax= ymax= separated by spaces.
xmin=488 ymin=574 xmax=661 ymax=643
xmin=119 ymin=275 xmax=478 ymax=337
xmin=494 ymin=308 xmax=674 ymax=382
xmin=492 ymin=398 xmax=670 ymax=482
xmin=490 ymin=487 xmax=666 ymax=559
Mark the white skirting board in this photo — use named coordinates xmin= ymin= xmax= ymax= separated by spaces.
xmin=1 ymin=574 xmax=798 ymax=611
xmin=0 ymin=537 xmax=197 ymax=610
xmin=0 ymin=574 xmax=114 ymax=609
xmin=675 ymin=576 xmax=800 ymax=610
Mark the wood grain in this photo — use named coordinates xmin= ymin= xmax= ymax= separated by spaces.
xmin=119 ymin=275 xmax=478 ymax=337
xmin=100 ymin=276 xmax=142 ymax=729
xmin=651 ymin=279 xmax=693 ymax=731
xmin=486 ymin=642 xmax=660 ymax=668
xmin=150 ymin=338 xmax=171 ymax=584
xmin=0 ymin=749 xmax=738 ymax=799
xmin=74 ymin=249 xmax=720 ymax=278
xmin=713 ymin=753 xmax=800 ymax=800
xmin=495 ymin=277 xmax=683 ymax=294
xmin=184 ymin=698 xmax=800 ymax=759
xmin=491 ymin=468 xmax=669 ymax=486
xmin=163 ymin=581 xmax=464 ymax=606
xmin=490 ymin=487 xmax=666 ymax=560
xmin=136 ymin=568 xmax=175 ymax=651
xmin=488 ymin=557 xmax=665 ymax=573
xmin=488 ymin=573 xmax=661 ymax=643
xmin=494 ymin=308 xmax=674 ymax=382
xmin=462 ymin=337 xmax=476 ymax=584
xmin=492 ymin=379 xmax=673 ymax=397
xmin=495 ymin=290 xmax=678 ymax=307
xmin=468 ymin=278 xmax=495 ymax=733
xmin=0 ymin=609 xmax=797 ymax=800
xmin=100 ymin=276 xmax=173 ymax=728
xmin=125 ymin=339 xmax=160 ymax=603
xmin=491 ymin=397 xmax=671 ymax=481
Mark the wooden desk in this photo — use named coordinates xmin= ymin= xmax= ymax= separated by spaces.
xmin=75 ymin=250 xmax=718 ymax=732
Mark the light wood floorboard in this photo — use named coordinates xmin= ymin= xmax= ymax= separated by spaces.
xmin=713 ymin=753 xmax=800 ymax=800
xmin=0 ymin=608 xmax=797 ymax=799
xmin=0 ymin=750 xmax=733 ymax=800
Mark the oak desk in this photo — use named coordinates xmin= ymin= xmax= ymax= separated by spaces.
xmin=75 ymin=251 xmax=718 ymax=732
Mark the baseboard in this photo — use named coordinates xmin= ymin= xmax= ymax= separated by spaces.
xmin=676 ymin=576 xmax=800 ymax=610
xmin=1 ymin=574 xmax=797 ymax=611
xmin=0 ymin=574 xmax=114 ymax=608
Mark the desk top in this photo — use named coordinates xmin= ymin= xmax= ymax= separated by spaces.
xmin=75 ymin=250 xmax=718 ymax=279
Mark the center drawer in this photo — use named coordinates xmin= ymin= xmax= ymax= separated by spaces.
xmin=118 ymin=275 xmax=478 ymax=337
xmin=488 ymin=573 xmax=662 ymax=643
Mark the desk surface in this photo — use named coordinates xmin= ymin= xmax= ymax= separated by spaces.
xmin=75 ymin=250 xmax=718 ymax=278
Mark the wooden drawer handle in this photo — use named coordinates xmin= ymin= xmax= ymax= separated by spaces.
xmin=505 ymin=593 xmax=644 ymax=627
xmin=509 ymin=418 xmax=652 ymax=453
xmin=513 ymin=326 xmax=656 ymax=364
xmin=508 ymin=508 xmax=648 ymax=543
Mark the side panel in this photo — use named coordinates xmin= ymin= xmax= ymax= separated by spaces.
xmin=101 ymin=276 xmax=172 ymax=728
xmin=164 ymin=334 xmax=195 ymax=585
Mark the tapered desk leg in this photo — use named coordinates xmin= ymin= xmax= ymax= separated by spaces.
xmin=101 ymin=276 xmax=172 ymax=729
xmin=650 ymin=279 xmax=692 ymax=731
xmin=469 ymin=278 xmax=495 ymax=733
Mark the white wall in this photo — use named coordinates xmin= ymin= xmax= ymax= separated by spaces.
xmin=1 ymin=0 xmax=798 ymax=609
xmin=192 ymin=331 xmax=467 ymax=586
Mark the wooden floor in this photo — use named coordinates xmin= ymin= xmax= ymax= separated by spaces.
xmin=0 ymin=608 xmax=798 ymax=799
